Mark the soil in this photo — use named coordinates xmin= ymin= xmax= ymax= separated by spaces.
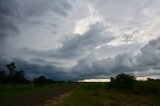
xmin=43 ymin=92 xmax=71 ymax=106
xmin=0 ymin=88 xmax=72 ymax=106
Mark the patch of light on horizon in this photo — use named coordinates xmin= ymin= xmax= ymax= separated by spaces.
xmin=78 ymin=79 xmax=110 ymax=82
xmin=136 ymin=77 xmax=148 ymax=81
xmin=78 ymin=77 xmax=149 ymax=82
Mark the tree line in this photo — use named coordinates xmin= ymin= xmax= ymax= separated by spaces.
xmin=0 ymin=62 xmax=58 ymax=85
xmin=108 ymin=73 xmax=160 ymax=94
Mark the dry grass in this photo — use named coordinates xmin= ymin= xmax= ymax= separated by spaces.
xmin=43 ymin=92 xmax=71 ymax=106
xmin=62 ymin=83 xmax=160 ymax=106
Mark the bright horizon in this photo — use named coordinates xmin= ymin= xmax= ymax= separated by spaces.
xmin=78 ymin=76 xmax=149 ymax=82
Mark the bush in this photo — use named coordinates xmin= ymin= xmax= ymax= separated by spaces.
xmin=108 ymin=73 xmax=136 ymax=91
xmin=34 ymin=76 xmax=46 ymax=86
xmin=133 ymin=81 xmax=160 ymax=94
xmin=0 ymin=71 xmax=6 ymax=84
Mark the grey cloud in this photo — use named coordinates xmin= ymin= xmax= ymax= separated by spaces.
xmin=0 ymin=0 xmax=19 ymax=39
xmin=2 ymin=22 xmax=116 ymax=80
xmin=136 ymin=37 xmax=160 ymax=69
xmin=1 ymin=0 xmax=160 ymax=80
xmin=17 ymin=23 xmax=115 ymax=60
xmin=93 ymin=43 xmax=140 ymax=58
xmin=70 ymin=37 xmax=160 ymax=79
xmin=0 ymin=0 xmax=73 ymax=57
xmin=18 ymin=0 xmax=72 ymax=22
xmin=10 ymin=58 xmax=70 ymax=80
xmin=53 ymin=23 xmax=115 ymax=59
xmin=90 ymin=0 xmax=152 ymax=21
xmin=70 ymin=53 xmax=134 ymax=79
xmin=0 ymin=0 xmax=19 ymax=59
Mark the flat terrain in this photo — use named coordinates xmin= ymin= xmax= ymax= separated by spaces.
xmin=62 ymin=83 xmax=160 ymax=106
xmin=0 ymin=84 xmax=74 ymax=106
xmin=0 ymin=82 xmax=160 ymax=106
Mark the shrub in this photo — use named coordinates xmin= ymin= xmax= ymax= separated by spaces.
xmin=108 ymin=73 xmax=136 ymax=91
xmin=34 ymin=76 xmax=46 ymax=86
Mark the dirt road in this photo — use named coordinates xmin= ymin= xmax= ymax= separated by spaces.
xmin=0 ymin=88 xmax=72 ymax=106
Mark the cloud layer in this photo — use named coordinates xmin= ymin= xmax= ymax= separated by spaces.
xmin=0 ymin=0 xmax=160 ymax=80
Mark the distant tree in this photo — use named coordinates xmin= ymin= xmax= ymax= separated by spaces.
xmin=147 ymin=78 xmax=155 ymax=81
xmin=45 ymin=79 xmax=56 ymax=84
xmin=6 ymin=62 xmax=16 ymax=77
xmin=115 ymin=73 xmax=135 ymax=90
xmin=0 ymin=70 xmax=6 ymax=84
xmin=108 ymin=73 xmax=136 ymax=91
xmin=34 ymin=76 xmax=46 ymax=85
xmin=5 ymin=62 xmax=28 ymax=84
xmin=108 ymin=77 xmax=115 ymax=88
xmin=14 ymin=70 xmax=26 ymax=84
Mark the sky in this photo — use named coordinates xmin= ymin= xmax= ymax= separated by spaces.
xmin=0 ymin=0 xmax=160 ymax=80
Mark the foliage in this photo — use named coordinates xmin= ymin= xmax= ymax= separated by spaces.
xmin=33 ymin=76 xmax=58 ymax=85
xmin=133 ymin=80 xmax=160 ymax=94
xmin=34 ymin=76 xmax=47 ymax=86
xmin=0 ymin=62 xmax=28 ymax=84
xmin=108 ymin=73 xmax=160 ymax=95
xmin=108 ymin=73 xmax=135 ymax=91
xmin=6 ymin=62 xmax=16 ymax=76
xmin=0 ymin=70 xmax=6 ymax=84
xmin=62 ymin=83 xmax=160 ymax=106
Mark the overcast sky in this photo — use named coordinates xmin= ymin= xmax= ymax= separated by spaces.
xmin=0 ymin=0 xmax=160 ymax=80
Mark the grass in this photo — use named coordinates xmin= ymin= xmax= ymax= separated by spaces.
xmin=0 ymin=82 xmax=159 ymax=106
xmin=0 ymin=83 xmax=74 ymax=98
xmin=62 ymin=83 xmax=160 ymax=106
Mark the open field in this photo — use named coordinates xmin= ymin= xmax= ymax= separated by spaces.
xmin=62 ymin=82 xmax=160 ymax=106
xmin=0 ymin=81 xmax=160 ymax=106
xmin=0 ymin=83 xmax=75 ymax=97
xmin=0 ymin=84 xmax=75 ymax=106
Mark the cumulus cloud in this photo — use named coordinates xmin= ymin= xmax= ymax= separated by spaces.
xmin=0 ymin=0 xmax=19 ymax=39
xmin=136 ymin=37 xmax=160 ymax=70
xmin=70 ymin=37 xmax=160 ymax=79
xmin=52 ymin=23 xmax=115 ymax=59
xmin=0 ymin=0 xmax=160 ymax=80
xmin=0 ymin=0 xmax=19 ymax=60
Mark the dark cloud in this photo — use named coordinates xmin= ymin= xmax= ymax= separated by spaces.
xmin=70 ymin=37 xmax=160 ymax=79
xmin=0 ymin=0 xmax=73 ymax=58
xmin=16 ymin=23 xmax=115 ymax=60
xmin=0 ymin=0 xmax=19 ymax=39
xmin=52 ymin=23 xmax=115 ymax=59
xmin=10 ymin=58 xmax=68 ymax=80
xmin=136 ymin=37 xmax=160 ymax=70
xmin=0 ymin=0 xmax=160 ymax=80
xmin=70 ymin=53 xmax=134 ymax=79
xmin=0 ymin=0 xmax=19 ymax=60
xmin=18 ymin=0 xmax=73 ymax=25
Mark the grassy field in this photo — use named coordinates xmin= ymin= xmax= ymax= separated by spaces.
xmin=62 ymin=83 xmax=160 ymax=106
xmin=0 ymin=82 xmax=160 ymax=106
xmin=0 ymin=83 xmax=74 ymax=98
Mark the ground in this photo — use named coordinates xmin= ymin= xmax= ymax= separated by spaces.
xmin=0 ymin=84 xmax=74 ymax=106
xmin=0 ymin=83 xmax=160 ymax=106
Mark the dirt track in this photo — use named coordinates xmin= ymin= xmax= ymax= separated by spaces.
xmin=0 ymin=88 xmax=72 ymax=106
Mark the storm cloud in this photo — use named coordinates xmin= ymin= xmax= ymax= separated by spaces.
xmin=0 ymin=0 xmax=160 ymax=80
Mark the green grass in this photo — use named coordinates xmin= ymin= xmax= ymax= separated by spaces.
xmin=0 ymin=82 xmax=159 ymax=106
xmin=62 ymin=83 xmax=160 ymax=106
xmin=0 ymin=83 xmax=74 ymax=98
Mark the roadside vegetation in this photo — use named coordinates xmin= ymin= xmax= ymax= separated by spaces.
xmin=62 ymin=74 xmax=160 ymax=106
xmin=0 ymin=62 xmax=73 ymax=98
xmin=0 ymin=62 xmax=160 ymax=106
